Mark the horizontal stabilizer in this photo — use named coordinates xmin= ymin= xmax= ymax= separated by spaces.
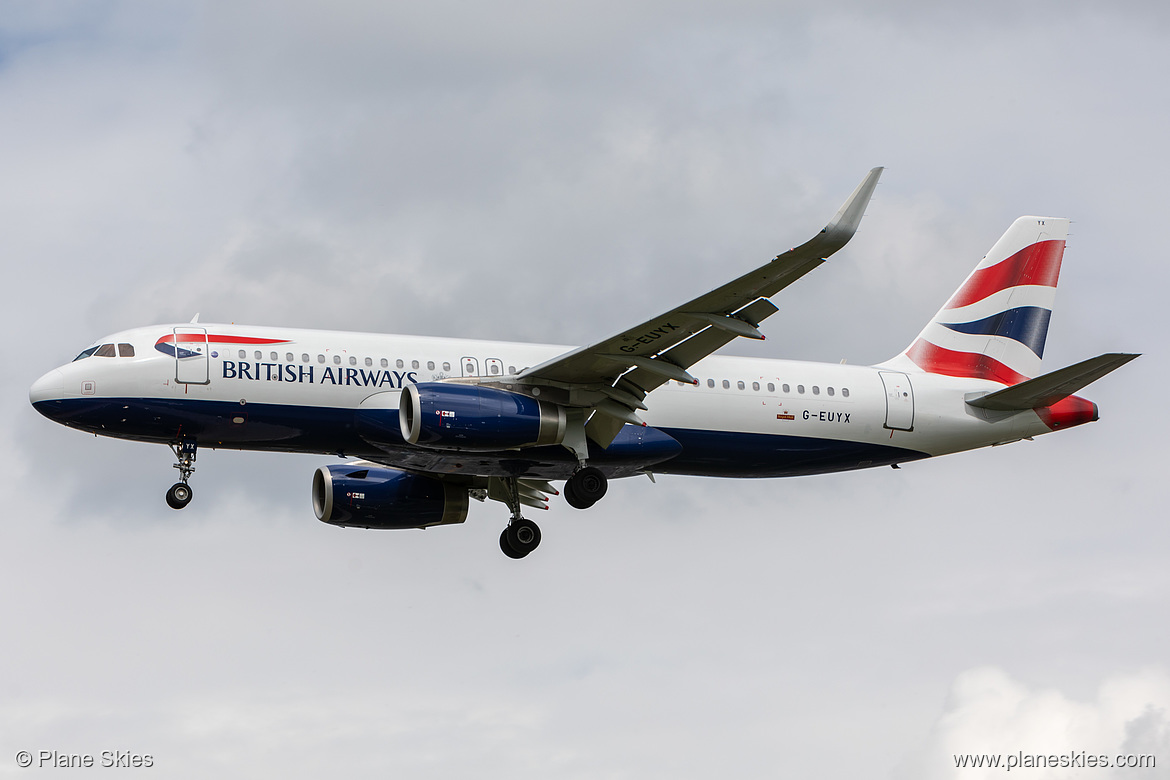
xmin=966 ymin=353 xmax=1140 ymax=411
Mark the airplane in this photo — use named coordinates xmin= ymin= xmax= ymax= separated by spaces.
xmin=29 ymin=168 xmax=1138 ymax=558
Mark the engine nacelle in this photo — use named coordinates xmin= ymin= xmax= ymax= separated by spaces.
xmin=312 ymin=464 xmax=469 ymax=529
xmin=399 ymin=382 xmax=566 ymax=451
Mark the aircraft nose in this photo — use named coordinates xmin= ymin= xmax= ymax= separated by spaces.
xmin=29 ymin=368 xmax=65 ymax=406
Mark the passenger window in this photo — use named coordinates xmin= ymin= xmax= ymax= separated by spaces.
xmin=782 ymin=383 xmax=790 ymax=393
xmin=286 ymin=353 xmax=294 ymax=362
xmin=443 ymin=362 xmax=451 ymax=371
xmin=380 ymin=358 xmax=388 ymax=368
xmin=95 ymin=344 xmax=116 ymax=357
xmin=317 ymin=355 xmax=325 ymax=364
xmin=302 ymin=353 xmax=309 ymax=363
xmin=827 ymin=387 xmax=834 ymax=396
xmin=333 ymin=355 xmax=341 ymax=365
xmin=490 ymin=364 xmax=499 ymax=375
xmin=722 ymin=380 xmax=730 ymax=389
xmin=118 ymin=343 xmax=135 ymax=357
xmin=813 ymin=386 xmax=820 ymax=395
xmin=767 ymin=382 xmax=775 ymax=392
xmin=254 ymin=351 xmax=262 ymax=360
xmin=238 ymin=350 xmax=246 ymax=359
xmin=365 ymin=357 xmax=372 ymax=367
xmin=737 ymin=381 xmax=745 ymax=390
xmin=752 ymin=382 xmax=759 ymax=391
xmin=507 ymin=365 xmax=515 ymax=374
xmin=842 ymin=388 xmax=850 ymax=398
xmin=428 ymin=361 xmax=435 ymax=370
xmin=797 ymin=385 xmax=805 ymax=394
xmin=411 ymin=360 xmax=420 ymax=369
xmin=707 ymin=379 xmax=715 ymax=388
xmin=396 ymin=359 xmax=404 ymax=369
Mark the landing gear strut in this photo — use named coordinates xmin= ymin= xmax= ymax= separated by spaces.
xmin=564 ymin=466 xmax=607 ymax=509
xmin=166 ymin=440 xmax=197 ymax=510
xmin=498 ymin=476 xmax=541 ymax=559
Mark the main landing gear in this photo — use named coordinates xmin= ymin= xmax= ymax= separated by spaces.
xmin=563 ymin=466 xmax=607 ymax=510
xmin=498 ymin=476 xmax=542 ymax=559
xmin=166 ymin=440 xmax=197 ymax=510
xmin=488 ymin=468 xmax=608 ymax=559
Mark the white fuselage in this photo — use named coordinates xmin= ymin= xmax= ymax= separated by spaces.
xmin=30 ymin=322 xmax=1056 ymax=481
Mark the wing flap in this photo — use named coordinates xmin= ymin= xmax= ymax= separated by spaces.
xmin=620 ymin=297 xmax=780 ymax=396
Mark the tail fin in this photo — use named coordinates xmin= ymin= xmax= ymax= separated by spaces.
xmin=885 ymin=216 xmax=1069 ymax=384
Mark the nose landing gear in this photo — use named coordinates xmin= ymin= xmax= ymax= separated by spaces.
xmin=166 ymin=440 xmax=197 ymax=510
xmin=166 ymin=481 xmax=193 ymax=510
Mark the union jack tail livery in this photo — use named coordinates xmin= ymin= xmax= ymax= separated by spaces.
xmin=892 ymin=216 xmax=1068 ymax=385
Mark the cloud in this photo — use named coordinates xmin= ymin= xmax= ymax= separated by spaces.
xmin=905 ymin=667 xmax=1170 ymax=779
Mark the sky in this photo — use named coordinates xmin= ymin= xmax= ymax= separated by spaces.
xmin=2 ymin=1 xmax=1168 ymax=777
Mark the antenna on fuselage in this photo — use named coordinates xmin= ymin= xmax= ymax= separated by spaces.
xmin=190 ymin=313 xmax=201 ymax=324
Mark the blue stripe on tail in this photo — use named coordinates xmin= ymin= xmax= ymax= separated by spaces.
xmin=941 ymin=306 xmax=1053 ymax=358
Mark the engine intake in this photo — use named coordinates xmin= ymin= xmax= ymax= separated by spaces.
xmin=312 ymin=464 xmax=468 ymax=529
xmin=399 ymin=383 xmax=566 ymax=451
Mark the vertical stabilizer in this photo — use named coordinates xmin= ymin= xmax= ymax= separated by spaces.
xmin=883 ymin=216 xmax=1069 ymax=384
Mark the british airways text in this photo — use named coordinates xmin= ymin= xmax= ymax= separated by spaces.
xmin=221 ymin=361 xmax=419 ymax=388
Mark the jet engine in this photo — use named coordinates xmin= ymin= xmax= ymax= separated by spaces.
xmin=399 ymin=383 xmax=566 ymax=451
xmin=312 ymin=464 xmax=468 ymax=529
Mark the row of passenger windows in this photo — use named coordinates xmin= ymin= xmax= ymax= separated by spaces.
xmin=73 ymin=341 xmax=849 ymax=398
xmin=74 ymin=343 xmax=135 ymax=361
xmin=236 ymin=350 xmax=453 ymax=371
xmin=234 ymin=350 xmax=520 ymax=376
xmin=226 ymin=349 xmax=847 ymax=394
xmin=682 ymin=378 xmax=850 ymax=397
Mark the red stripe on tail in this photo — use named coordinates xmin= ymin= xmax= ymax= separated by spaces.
xmin=947 ymin=239 xmax=1065 ymax=309
xmin=905 ymin=340 xmax=1030 ymax=385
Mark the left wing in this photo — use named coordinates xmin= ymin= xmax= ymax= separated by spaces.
xmin=490 ymin=168 xmax=883 ymax=448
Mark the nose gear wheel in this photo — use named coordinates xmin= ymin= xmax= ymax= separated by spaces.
xmin=167 ymin=440 xmax=197 ymax=510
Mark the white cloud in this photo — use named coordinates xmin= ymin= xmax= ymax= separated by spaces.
xmin=905 ymin=667 xmax=1170 ymax=779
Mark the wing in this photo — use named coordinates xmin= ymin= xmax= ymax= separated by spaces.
xmin=495 ymin=167 xmax=883 ymax=448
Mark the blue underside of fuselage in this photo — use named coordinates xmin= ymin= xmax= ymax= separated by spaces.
xmin=32 ymin=397 xmax=929 ymax=479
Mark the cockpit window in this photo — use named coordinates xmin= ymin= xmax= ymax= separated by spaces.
xmin=73 ymin=346 xmax=99 ymax=362
xmin=94 ymin=344 xmax=117 ymax=357
xmin=118 ymin=343 xmax=135 ymax=357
